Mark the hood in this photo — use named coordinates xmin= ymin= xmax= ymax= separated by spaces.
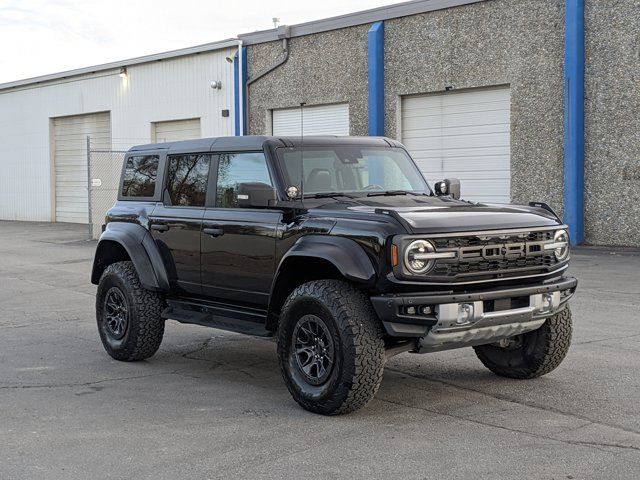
xmin=309 ymin=195 xmax=561 ymax=234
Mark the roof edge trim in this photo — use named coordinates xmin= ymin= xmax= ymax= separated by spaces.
xmin=0 ymin=38 xmax=239 ymax=92
xmin=239 ymin=0 xmax=485 ymax=45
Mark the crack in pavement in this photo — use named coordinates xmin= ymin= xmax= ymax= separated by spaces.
xmin=1 ymin=275 xmax=94 ymax=297
xmin=384 ymin=366 xmax=640 ymax=437
xmin=574 ymin=333 xmax=640 ymax=346
xmin=375 ymin=396 xmax=639 ymax=454
xmin=0 ymin=372 xmax=174 ymax=390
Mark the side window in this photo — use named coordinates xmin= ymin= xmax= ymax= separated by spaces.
xmin=122 ymin=155 xmax=159 ymax=197
xmin=164 ymin=154 xmax=211 ymax=207
xmin=216 ymin=152 xmax=272 ymax=208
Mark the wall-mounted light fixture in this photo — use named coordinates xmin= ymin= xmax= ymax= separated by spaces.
xmin=210 ymin=80 xmax=222 ymax=89
xmin=119 ymin=67 xmax=127 ymax=78
xmin=225 ymin=56 xmax=234 ymax=64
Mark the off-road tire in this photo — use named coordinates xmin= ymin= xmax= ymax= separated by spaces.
xmin=96 ymin=261 xmax=165 ymax=361
xmin=474 ymin=307 xmax=572 ymax=379
xmin=277 ymin=280 xmax=386 ymax=415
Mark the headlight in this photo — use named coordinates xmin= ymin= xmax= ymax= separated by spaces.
xmin=404 ymin=240 xmax=437 ymax=274
xmin=551 ymin=229 xmax=570 ymax=261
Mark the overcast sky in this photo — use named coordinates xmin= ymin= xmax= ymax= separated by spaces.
xmin=0 ymin=0 xmax=405 ymax=84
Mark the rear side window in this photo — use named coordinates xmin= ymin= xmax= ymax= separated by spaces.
xmin=216 ymin=152 xmax=272 ymax=208
xmin=122 ymin=155 xmax=159 ymax=197
xmin=164 ymin=154 xmax=211 ymax=207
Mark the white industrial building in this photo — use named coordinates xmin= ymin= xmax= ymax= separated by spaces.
xmin=0 ymin=39 xmax=239 ymax=234
xmin=1 ymin=0 xmax=637 ymax=247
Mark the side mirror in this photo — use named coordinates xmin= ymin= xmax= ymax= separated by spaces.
xmin=237 ymin=182 xmax=278 ymax=208
xmin=434 ymin=178 xmax=461 ymax=200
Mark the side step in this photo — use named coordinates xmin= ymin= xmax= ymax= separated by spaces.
xmin=162 ymin=299 xmax=273 ymax=337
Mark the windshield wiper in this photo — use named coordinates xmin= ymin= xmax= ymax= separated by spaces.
xmin=366 ymin=190 xmax=425 ymax=197
xmin=303 ymin=192 xmax=356 ymax=199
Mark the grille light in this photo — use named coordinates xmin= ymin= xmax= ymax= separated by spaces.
xmin=544 ymin=229 xmax=570 ymax=261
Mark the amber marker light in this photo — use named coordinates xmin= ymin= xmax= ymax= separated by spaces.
xmin=391 ymin=244 xmax=399 ymax=267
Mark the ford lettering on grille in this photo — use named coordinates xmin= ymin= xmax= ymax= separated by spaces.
xmin=458 ymin=241 xmax=546 ymax=261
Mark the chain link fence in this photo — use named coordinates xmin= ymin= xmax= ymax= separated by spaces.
xmin=88 ymin=147 xmax=127 ymax=239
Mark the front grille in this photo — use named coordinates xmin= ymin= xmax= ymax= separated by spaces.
xmin=432 ymin=253 xmax=557 ymax=276
xmin=425 ymin=228 xmax=562 ymax=282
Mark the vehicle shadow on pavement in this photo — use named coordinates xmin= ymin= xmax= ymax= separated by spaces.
xmin=151 ymin=325 xmax=523 ymax=417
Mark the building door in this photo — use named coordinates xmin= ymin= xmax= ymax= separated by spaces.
xmin=53 ymin=112 xmax=111 ymax=223
xmin=401 ymin=87 xmax=511 ymax=203
xmin=152 ymin=118 xmax=201 ymax=143
xmin=272 ymin=103 xmax=349 ymax=136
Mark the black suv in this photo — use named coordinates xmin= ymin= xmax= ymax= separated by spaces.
xmin=91 ymin=136 xmax=577 ymax=415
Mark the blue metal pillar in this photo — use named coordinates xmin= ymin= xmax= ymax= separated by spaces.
xmin=564 ymin=0 xmax=585 ymax=244
xmin=368 ymin=21 xmax=384 ymax=136
xmin=368 ymin=21 xmax=385 ymax=184
xmin=233 ymin=47 xmax=248 ymax=136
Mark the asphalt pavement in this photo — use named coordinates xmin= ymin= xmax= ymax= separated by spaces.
xmin=0 ymin=221 xmax=639 ymax=479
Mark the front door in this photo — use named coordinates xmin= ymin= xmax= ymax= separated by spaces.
xmin=201 ymin=152 xmax=281 ymax=309
xmin=149 ymin=153 xmax=212 ymax=295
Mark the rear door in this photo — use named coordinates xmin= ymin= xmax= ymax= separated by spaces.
xmin=200 ymin=152 xmax=281 ymax=308
xmin=149 ymin=153 xmax=212 ymax=295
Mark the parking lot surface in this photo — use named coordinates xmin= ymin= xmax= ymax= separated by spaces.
xmin=0 ymin=221 xmax=639 ymax=479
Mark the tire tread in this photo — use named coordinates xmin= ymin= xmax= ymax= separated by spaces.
xmin=474 ymin=307 xmax=572 ymax=379
xmin=277 ymin=280 xmax=385 ymax=415
xmin=97 ymin=261 xmax=165 ymax=361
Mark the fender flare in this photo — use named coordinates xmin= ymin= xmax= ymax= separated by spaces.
xmin=91 ymin=223 xmax=170 ymax=292
xmin=271 ymin=235 xmax=376 ymax=297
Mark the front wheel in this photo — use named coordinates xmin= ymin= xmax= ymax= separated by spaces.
xmin=474 ymin=307 xmax=573 ymax=379
xmin=277 ymin=280 xmax=386 ymax=415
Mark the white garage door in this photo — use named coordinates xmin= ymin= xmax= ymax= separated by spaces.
xmin=54 ymin=112 xmax=111 ymax=224
xmin=272 ymin=103 xmax=349 ymax=136
xmin=152 ymin=118 xmax=201 ymax=143
xmin=401 ymin=87 xmax=511 ymax=203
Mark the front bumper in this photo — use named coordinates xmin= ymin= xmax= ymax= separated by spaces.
xmin=371 ymin=276 xmax=577 ymax=352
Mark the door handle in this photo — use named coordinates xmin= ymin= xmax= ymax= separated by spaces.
xmin=203 ymin=227 xmax=224 ymax=237
xmin=151 ymin=224 xmax=169 ymax=232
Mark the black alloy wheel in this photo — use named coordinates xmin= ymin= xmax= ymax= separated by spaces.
xmin=103 ymin=287 xmax=128 ymax=340
xmin=292 ymin=315 xmax=335 ymax=386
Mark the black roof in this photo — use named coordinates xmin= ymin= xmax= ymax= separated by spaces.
xmin=128 ymin=135 xmax=402 ymax=153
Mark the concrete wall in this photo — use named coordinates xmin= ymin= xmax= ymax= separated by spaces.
xmin=0 ymin=48 xmax=236 ymax=222
xmin=246 ymin=0 xmax=567 ymax=218
xmin=247 ymin=25 xmax=370 ymax=138
xmin=585 ymin=0 xmax=640 ymax=246
xmin=247 ymin=0 xmax=640 ymax=247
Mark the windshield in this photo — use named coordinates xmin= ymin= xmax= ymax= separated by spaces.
xmin=276 ymin=146 xmax=430 ymax=197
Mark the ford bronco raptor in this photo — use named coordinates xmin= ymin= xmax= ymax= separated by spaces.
xmin=91 ymin=136 xmax=577 ymax=415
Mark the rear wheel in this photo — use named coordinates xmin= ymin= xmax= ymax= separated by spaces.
xmin=474 ymin=307 xmax=572 ymax=379
xmin=277 ymin=280 xmax=386 ymax=415
xmin=96 ymin=261 xmax=165 ymax=361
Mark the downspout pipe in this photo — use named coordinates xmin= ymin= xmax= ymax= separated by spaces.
xmin=246 ymin=32 xmax=290 ymax=87
xmin=564 ymin=0 xmax=585 ymax=245
xmin=243 ymin=26 xmax=291 ymax=136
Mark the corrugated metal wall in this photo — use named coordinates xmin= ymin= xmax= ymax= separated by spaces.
xmin=0 ymin=47 xmax=236 ymax=222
